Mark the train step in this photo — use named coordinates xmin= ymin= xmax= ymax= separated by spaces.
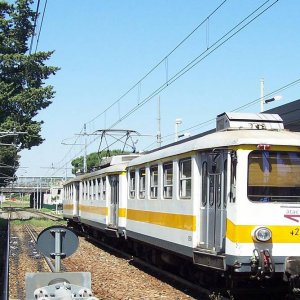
xmin=105 ymin=226 xmax=119 ymax=238
xmin=193 ymin=249 xmax=226 ymax=270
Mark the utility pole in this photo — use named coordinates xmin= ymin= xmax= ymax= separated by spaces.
xmin=175 ymin=118 xmax=182 ymax=142
xmin=260 ymin=78 xmax=282 ymax=112
xmin=157 ymin=96 xmax=162 ymax=148
xmin=84 ymin=123 xmax=87 ymax=173
xmin=66 ymin=124 xmax=88 ymax=173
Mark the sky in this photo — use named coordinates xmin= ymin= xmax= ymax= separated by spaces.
xmin=15 ymin=0 xmax=300 ymax=178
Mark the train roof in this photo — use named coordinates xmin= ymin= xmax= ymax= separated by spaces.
xmin=63 ymin=154 xmax=141 ymax=185
xmin=63 ymin=163 xmax=128 ymax=185
xmin=128 ymin=129 xmax=300 ymax=167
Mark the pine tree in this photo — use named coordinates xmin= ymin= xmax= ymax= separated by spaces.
xmin=0 ymin=0 xmax=59 ymax=185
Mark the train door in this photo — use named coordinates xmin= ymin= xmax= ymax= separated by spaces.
xmin=108 ymin=175 xmax=119 ymax=228
xmin=199 ymin=151 xmax=227 ymax=253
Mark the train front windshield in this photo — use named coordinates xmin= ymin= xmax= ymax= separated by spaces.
xmin=248 ymin=150 xmax=300 ymax=202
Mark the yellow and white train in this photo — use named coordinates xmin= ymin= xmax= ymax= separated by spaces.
xmin=63 ymin=112 xmax=300 ymax=292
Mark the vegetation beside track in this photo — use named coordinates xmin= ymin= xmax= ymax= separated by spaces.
xmin=1 ymin=200 xmax=30 ymax=208
xmin=11 ymin=217 xmax=66 ymax=227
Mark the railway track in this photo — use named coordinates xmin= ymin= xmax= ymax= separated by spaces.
xmin=23 ymin=222 xmax=57 ymax=272
xmin=8 ymin=208 xmax=62 ymax=298
xmin=28 ymin=209 xmax=64 ymax=221
xmin=76 ymin=229 xmax=292 ymax=300
xmin=82 ymin=233 xmax=228 ymax=300
xmin=7 ymin=212 xmax=199 ymax=299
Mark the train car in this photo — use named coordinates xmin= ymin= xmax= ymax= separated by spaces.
xmin=63 ymin=154 xmax=140 ymax=237
xmin=63 ymin=176 xmax=80 ymax=220
xmin=125 ymin=112 xmax=300 ymax=290
xmin=63 ymin=112 xmax=300 ymax=294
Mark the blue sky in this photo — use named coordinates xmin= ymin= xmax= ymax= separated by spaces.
xmin=16 ymin=0 xmax=300 ymax=178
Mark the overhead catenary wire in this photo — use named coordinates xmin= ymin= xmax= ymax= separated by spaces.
xmin=85 ymin=0 xmax=229 ymax=126
xmin=29 ymin=0 xmax=41 ymax=55
xmin=49 ymin=0 xmax=230 ymax=176
xmin=34 ymin=0 xmax=48 ymax=53
xmin=108 ymin=0 xmax=279 ymax=129
xmin=144 ymin=77 xmax=300 ymax=150
xmin=50 ymin=74 xmax=300 ymax=177
xmin=50 ymin=0 xmax=280 ymax=177
xmin=85 ymin=0 xmax=277 ymax=130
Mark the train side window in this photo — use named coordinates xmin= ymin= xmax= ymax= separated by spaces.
xmin=89 ymin=180 xmax=92 ymax=200
xmin=85 ymin=181 xmax=88 ymax=200
xmin=163 ymin=162 xmax=173 ymax=199
xmin=82 ymin=182 xmax=84 ymax=200
xmin=202 ymin=161 xmax=208 ymax=206
xmin=179 ymin=158 xmax=192 ymax=198
xmin=150 ymin=165 xmax=158 ymax=199
xmin=102 ymin=177 xmax=106 ymax=200
xmin=97 ymin=178 xmax=101 ymax=200
xmin=80 ymin=182 xmax=83 ymax=201
xmin=139 ymin=168 xmax=146 ymax=199
xmin=129 ymin=170 xmax=136 ymax=198
xmin=93 ymin=179 xmax=96 ymax=200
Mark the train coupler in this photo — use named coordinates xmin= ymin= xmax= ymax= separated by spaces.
xmin=250 ymin=248 xmax=275 ymax=280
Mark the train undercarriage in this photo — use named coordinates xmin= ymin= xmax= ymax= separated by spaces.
xmin=66 ymin=218 xmax=300 ymax=299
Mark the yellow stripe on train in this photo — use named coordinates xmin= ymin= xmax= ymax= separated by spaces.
xmin=127 ymin=209 xmax=196 ymax=231
xmin=63 ymin=204 xmax=73 ymax=210
xmin=77 ymin=205 xmax=126 ymax=218
xmin=67 ymin=205 xmax=195 ymax=230
xmin=226 ymin=219 xmax=300 ymax=243
xmin=79 ymin=204 xmax=107 ymax=215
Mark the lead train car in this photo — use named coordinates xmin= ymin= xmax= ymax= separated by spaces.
xmin=63 ymin=112 xmax=300 ymax=291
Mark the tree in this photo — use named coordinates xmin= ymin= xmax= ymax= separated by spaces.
xmin=0 ymin=0 xmax=59 ymax=185
xmin=71 ymin=150 xmax=130 ymax=174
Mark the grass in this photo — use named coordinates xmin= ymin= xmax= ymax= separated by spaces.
xmin=1 ymin=200 xmax=30 ymax=208
xmin=11 ymin=218 xmax=67 ymax=227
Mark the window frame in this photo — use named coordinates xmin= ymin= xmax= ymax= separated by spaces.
xmin=248 ymin=150 xmax=300 ymax=203
xmin=139 ymin=168 xmax=146 ymax=199
xmin=150 ymin=165 xmax=158 ymax=199
xmin=102 ymin=177 xmax=106 ymax=200
xmin=97 ymin=178 xmax=101 ymax=200
xmin=179 ymin=158 xmax=192 ymax=199
xmin=129 ymin=170 xmax=136 ymax=198
xmin=163 ymin=162 xmax=173 ymax=199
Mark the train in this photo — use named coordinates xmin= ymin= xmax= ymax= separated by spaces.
xmin=62 ymin=112 xmax=300 ymax=296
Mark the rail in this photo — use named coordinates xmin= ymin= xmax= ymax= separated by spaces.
xmin=22 ymin=221 xmax=56 ymax=273
xmin=1 ymin=212 xmax=10 ymax=300
xmin=84 ymin=234 xmax=227 ymax=299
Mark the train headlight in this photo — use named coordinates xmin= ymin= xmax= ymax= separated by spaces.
xmin=252 ymin=227 xmax=272 ymax=242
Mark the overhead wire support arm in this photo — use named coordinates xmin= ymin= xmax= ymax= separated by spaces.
xmin=93 ymin=129 xmax=141 ymax=166
xmin=0 ymin=130 xmax=27 ymax=146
